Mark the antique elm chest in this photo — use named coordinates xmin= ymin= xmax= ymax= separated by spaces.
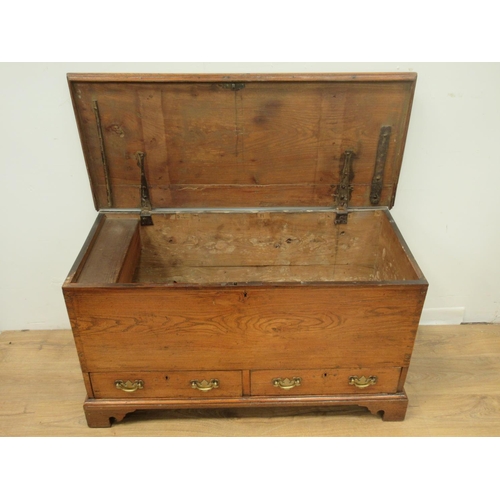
xmin=62 ymin=72 xmax=427 ymax=427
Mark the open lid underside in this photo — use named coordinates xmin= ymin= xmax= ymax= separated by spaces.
xmin=68 ymin=73 xmax=416 ymax=210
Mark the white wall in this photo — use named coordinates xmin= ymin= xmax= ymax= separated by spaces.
xmin=1 ymin=62 xmax=499 ymax=330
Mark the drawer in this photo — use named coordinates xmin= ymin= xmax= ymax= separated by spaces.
xmin=250 ymin=367 xmax=402 ymax=396
xmin=90 ymin=371 xmax=242 ymax=399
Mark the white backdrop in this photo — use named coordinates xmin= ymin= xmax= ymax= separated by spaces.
xmin=1 ymin=62 xmax=499 ymax=330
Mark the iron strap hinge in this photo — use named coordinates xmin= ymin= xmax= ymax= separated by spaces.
xmin=136 ymin=151 xmax=153 ymax=226
xmin=335 ymin=150 xmax=354 ymax=225
xmin=370 ymin=126 xmax=392 ymax=205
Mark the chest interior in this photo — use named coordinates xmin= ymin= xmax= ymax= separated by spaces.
xmin=73 ymin=209 xmax=420 ymax=285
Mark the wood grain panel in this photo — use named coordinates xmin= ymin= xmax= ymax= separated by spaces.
xmin=134 ymin=211 xmax=387 ymax=283
xmin=117 ymin=225 xmax=141 ymax=283
xmin=235 ymin=84 xmax=324 ymax=184
xmin=76 ymin=217 xmax=139 ymax=284
xmin=334 ymin=210 xmax=383 ymax=268
xmin=65 ymin=284 xmax=426 ymax=372
xmin=134 ymin=264 xmax=378 ymax=284
xmin=138 ymin=88 xmax=173 ymax=206
xmin=71 ymin=83 xmax=141 ymax=209
xmin=161 ymin=83 xmax=244 ymax=182
xmin=374 ymin=212 xmax=421 ymax=280
xmin=138 ymin=211 xmax=343 ymax=268
xmin=68 ymin=74 xmax=416 ymax=210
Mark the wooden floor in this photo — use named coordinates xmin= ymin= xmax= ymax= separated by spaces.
xmin=1 ymin=324 xmax=499 ymax=436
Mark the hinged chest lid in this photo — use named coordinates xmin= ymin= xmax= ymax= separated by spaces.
xmin=68 ymin=73 xmax=416 ymax=211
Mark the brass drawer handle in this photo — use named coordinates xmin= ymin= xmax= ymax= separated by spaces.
xmin=349 ymin=375 xmax=377 ymax=388
xmin=115 ymin=379 xmax=144 ymax=392
xmin=272 ymin=377 xmax=302 ymax=390
xmin=191 ymin=379 xmax=219 ymax=392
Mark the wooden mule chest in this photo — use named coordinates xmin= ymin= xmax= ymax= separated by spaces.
xmin=62 ymin=72 xmax=428 ymax=427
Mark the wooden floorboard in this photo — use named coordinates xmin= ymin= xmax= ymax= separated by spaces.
xmin=1 ymin=325 xmax=499 ymax=436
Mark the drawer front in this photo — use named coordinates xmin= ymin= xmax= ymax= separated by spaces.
xmin=250 ymin=367 xmax=401 ymax=396
xmin=90 ymin=371 xmax=242 ymax=399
